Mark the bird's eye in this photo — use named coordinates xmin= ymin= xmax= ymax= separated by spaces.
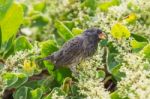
xmin=97 ymin=29 xmax=102 ymax=34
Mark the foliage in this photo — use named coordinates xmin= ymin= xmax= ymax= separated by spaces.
xmin=0 ymin=0 xmax=150 ymax=99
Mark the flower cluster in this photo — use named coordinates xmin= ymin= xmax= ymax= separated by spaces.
xmin=118 ymin=53 xmax=150 ymax=99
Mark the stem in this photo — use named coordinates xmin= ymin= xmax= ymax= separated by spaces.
xmin=102 ymin=47 xmax=111 ymax=76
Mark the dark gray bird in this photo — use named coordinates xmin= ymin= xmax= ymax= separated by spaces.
xmin=44 ymin=28 xmax=106 ymax=72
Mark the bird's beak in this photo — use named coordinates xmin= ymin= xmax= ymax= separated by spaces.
xmin=99 ymin=33 xmax=106 ymax=40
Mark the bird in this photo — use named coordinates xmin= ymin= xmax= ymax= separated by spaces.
xmin=44 ymin=28 xmax=106 ymax=72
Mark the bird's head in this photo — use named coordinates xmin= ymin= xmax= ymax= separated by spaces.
xmin=83 ymin=28 xmax=106 ymax=41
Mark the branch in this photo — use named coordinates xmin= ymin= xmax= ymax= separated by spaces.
xmin=102 ymin=47 xmax=111 ymax=76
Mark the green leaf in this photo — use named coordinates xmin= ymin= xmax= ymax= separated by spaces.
xmin=141 ymin=44 xmax=150 ymax=59
xmin=0 ymin=2 xmax=23 ymax=43
xmin=10 ymin=73 xmax=28 ymax=88
xmin=127 ymin=2 xmax=140 ymax=12
xmin=3 ymin=73 xmax=18 ymax=88
xmin=72 ymin=28 xmax=83 ymax=36
xmin=30 ymin=88 xmax=43 ymax=99
xmin=13 ymin=86 xmax=32 ymax=99
xmin=2 ymin=36 xmax=15 ymax=58
xmin=108 ymin=42 xmax=118 ymax=53
xmin=0 ymin=0 xmax=13 ymax=20
xmin=99 ymin=2 xmax=112 ymax=12
xmin=111 ymin=23 xmax=130 ymax=39
xmin=63 ymin=21 xmax=74 ymax=30
xmin=111 ymin=91 xmax=122 ymax=99
xmin=41 ymin=76 xmax=55 ymax=92
xmin=23 ymin=80 xmax=44 ymax=89
xmin=83 ymin=0 xmax=97 ymax=10
xmin=99 ymin=0 xmax=120 ymax=12
xmin=108 ymin=53 xmax=119 ymax=71
xmin=111 ymin=0 xmax=121 ymax=5
xmin=31 ymin=14 xmax=49 ymax=27
xmin=55 ymin=20 xmax=73 ymax=41
xmin=44 ymin=60 xmax=54 ymax=73
xmin=111 ymin=64 xmax=125 ymax=81
xmin=15 ymin=36 xmax=32 ymax=52
xmin=33 ymin=2 xmax=46 ymax=12
xmin=130 ymin=40 xmax=147 ymax=52
xmin=131 ymin=33 xmax=148 ymax=42
xmin=54 ymin=68 xmax=72 ymax=84
xmin=100 ymin=39 xmax=108 ymax=47
xmin=3 ymin=42 xmax=14 ymax=59
xmin=40 ymin=40 xmax=58 ymax=57
xmin=96 ymin=70 xmax=105 ymax=79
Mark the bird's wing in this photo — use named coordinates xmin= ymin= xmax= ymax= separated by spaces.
xmin=54 ymin=36 xmax=84 ymax=67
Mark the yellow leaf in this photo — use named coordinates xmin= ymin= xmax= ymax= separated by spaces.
xmin=130 ymin=40 xmax=147 ymax=49
xmin=23 ymin=60 xmax=36 ymax=73
xmin=124 ymin=13 xmax=137 ymax=24
xmin=111 ymin=23 xmax=130 ymax=39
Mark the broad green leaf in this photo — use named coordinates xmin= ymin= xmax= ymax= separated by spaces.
xmin=111 ymin=0 xmax=120 ymax=5
xmin=30 ymin=88 xmax=43 ymax=99
xmin=3 ymin=73 xmax=18 ymax=88
xmin=54 ymin=68 xmax=72 ymax=84
xmin=127 ymin=2 xmax=140 ymax=12
xmin=23 ymin=80 xmax=44 ymax=89
xmin=99 ymin=0 xmax=120 ymax=12
xmin=1 ymin=3 xmax=24 ymax=43
xmin=111 ymin=91 xmax=122 ymax=99
xmin=99 ymin=2 xmax=112 ymax=12
xmin=111 ymin=64 xmax=125 ymax=81
xmin=108 ymin=42 xmax=118 ymax=53
xmin=15 ymin=36 xmax=32 ymax=52
xmin=70 ymin=84 xmax=79 ymax=96
xmin=96 ymin=70 xmax=105 ymax=79
xmin=41 ymin=76 xmax=55 ymax=92
xmin=130 ymin=40 xmax=147 ymax=52
xmin=72 ymin=28 xmax=83 ymax=36
xmin=31 ymin=14 xmax=49 ymax=27
xmin=44 ymin=60 xmax=54 ymax=73
xmin=131 ymin=33 xmax=148 ymax=42
xmin=3 ymin=42 xmax=14 ymax=59
xmin=10 ymin=73 xmax=28 ymax=88
xmin=0 ymin=0 xmax=13 ymax=20
xmin=13 ymin=86 xmax=32 ymax=99
xmin=141 ymin=44 xmax=150 ymax=59
xmin=33 ymin=2 xmax=46 ymax=12
xmin=55 ymin=20 xmax=73 ymax=41
xmin=111 ymin=23 xmax=130 ymax=39
xmin=40 ymin=40 xmax=58 ymax=57
xmin=83 ymin=0 xmax=97 ymax=10
xmin=63 ymin=21 xmax=74 ymax=30
xmin=2 ymin=36 xmax=15 ymax=58
xmin=108 ymin=53 xmax=119 ymax=71
xmin=100 ymin=39 xmax=108 ymax=47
